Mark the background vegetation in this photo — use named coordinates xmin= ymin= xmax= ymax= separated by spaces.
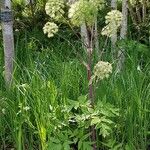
xmin=0 ymin=0 xmax=150 ymax=150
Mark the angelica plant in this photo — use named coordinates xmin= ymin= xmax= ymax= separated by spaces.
xmin=68 ymin=0 xmax=97 ymax=26
xmin=102 ymin=10 xmax=123 ymax=37
xmin=45 ymin=0 xmax=65 ymax=21
xmin=43 ymin=22 xmax=58 ymax=38
xmin=43 ymin=1 xmax=122 ymax=149
xmin=91 ymin=61 xmax=113 ymax=84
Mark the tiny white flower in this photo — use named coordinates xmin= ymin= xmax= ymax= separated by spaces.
xmin=137 ymin=65 xmax=142 ymax=72
xmin=23 ymin=106 xmax=30 ymax=111
xmin=2 ymin=108 xmax=6 ymax=114
xmin=49 ymin=105 xmax=53 ymax=111
xmin=15 ymin=29 xmax=19 ymax=32
xmin=18 ymin=103 xmax=23 ymax=108
xmin=17 ymin=110 xmax=22 ymax=115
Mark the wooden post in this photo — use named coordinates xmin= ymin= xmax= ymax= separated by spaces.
xmin=1 ymin=0 xmax=14 ymax=86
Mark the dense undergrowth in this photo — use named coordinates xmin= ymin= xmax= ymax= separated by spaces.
xmin=0 ymin=27 xmax=150 ymax=150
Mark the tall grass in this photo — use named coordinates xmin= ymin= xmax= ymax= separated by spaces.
xmin=0 ymin=29 xmax=150 ymax=149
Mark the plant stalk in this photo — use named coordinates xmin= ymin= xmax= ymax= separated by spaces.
xmin=87 ymin=46 xmax=97 ymax=150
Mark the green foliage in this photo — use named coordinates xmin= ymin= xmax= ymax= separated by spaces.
xmin=117 ymin=40 xmax=150 ymax=71
xmin=1 ymin=0 xmax=150 ymax=149
xmin=1 ymin=26 xmax=150 ymax=149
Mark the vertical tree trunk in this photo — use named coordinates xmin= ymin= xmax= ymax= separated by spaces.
xmin=128 ymin=1 xmax=137 ymax=26
xmin=81 ymin=23 xmax=89 ymax=49
xmin=29 ymin=0 xmax=35 ymax=22
xmin=116 ymin=0 xmax=128 ymax=73
xmin=136 ymin=5 xmax=141 ymax=23
xmin=111 ymin=0 xmax=117 ymax=49
xmin=1 ymin=0 xmax=14 ymax=86
xmin=94 ymin=17 xmax=99 ymax=55
xmin=142 ymin=0 xmax=146 ymax=22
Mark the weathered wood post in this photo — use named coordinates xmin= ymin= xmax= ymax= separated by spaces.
xmin=0 ymin=0 xmax=14 ymax=86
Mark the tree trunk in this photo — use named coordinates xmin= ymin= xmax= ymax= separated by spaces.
xmin=128 ymin=1 xmax=137 ymax=26
xmin=136 ymin=5 xmax=141 ymax=23
xmin=142 ymin=0 xmax=146 ymax=22
xmin=94 ymin=17 xmax=99 ymax=55
xmin=1 ymin=0 xmax=14 ymax=86
xmin=116 ymin=0 xmax=128 ymax=73
xmin=111 ymin=0 xmax=117 ymax=50
xmin=81 ymin=23 xmax=89 ymax=49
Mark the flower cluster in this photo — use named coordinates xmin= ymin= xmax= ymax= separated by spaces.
xmin=129 ymin=0 xmax=137 ymax=6
xmin=105 ymin=10 xmax=122 ymax=26
xmin=89 ymin=0 xmax=105 ymax=10
xmin=91 ymin=61 xmax=112 ymax=83
xmin=45 ymin=0 xmax=65 ymax=21
xmin=129 ymin=0 xmax=145 ymax=6
xmin=22 ymin=7 xmax=30 ymax=17
xmin=43 ymin=22 xmax=58 ymax=38
xmin=68 ymin=0 xmax=97 ymax=26
xmin=101 ymin=10 xmax=122 ymax=37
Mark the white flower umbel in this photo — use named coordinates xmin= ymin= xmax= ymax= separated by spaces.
xmin=101 ymin=10 xmax=123 ymax=37
xmin=89 ymin=0 xmax=105 ymax=10
xmin=129 ymin=0 xmax=137 ymax=6
xmin=45 ymin=0 xmax=65 ymax=21
xmin=91 ymin=61 xmax=112 ymax=83
xmin=105 ymin=10 xmax=122 ymax=27
xmin=43 ymin=22 xmax=58 ymax=38
xmin=68 ymin=0 xmax=97 ymax=26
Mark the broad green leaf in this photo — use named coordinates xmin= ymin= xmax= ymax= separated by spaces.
xmin=53 ymin=144 xmax=62 ymax=150
xmin=91 ymin=117 xmax=101 ymax=125
xmin=101 ymin=117 xmax=114 ymax=124
xmin=81 ymin=133 xmax=91 ymax=141
xmin=78 ymin=95 xmax=87 ymax=103
xmin=78 ymin=139 xmax=82 ymax=150
xmin=49 ymin=137 xmax=60 ymax=144
xmin=63 ymin=141 xmax=70 ymax=150
xmin=83 ymin=142 xmax=93 ymax=150
xmin=113 ymin=143 xmax=122 ymax=150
